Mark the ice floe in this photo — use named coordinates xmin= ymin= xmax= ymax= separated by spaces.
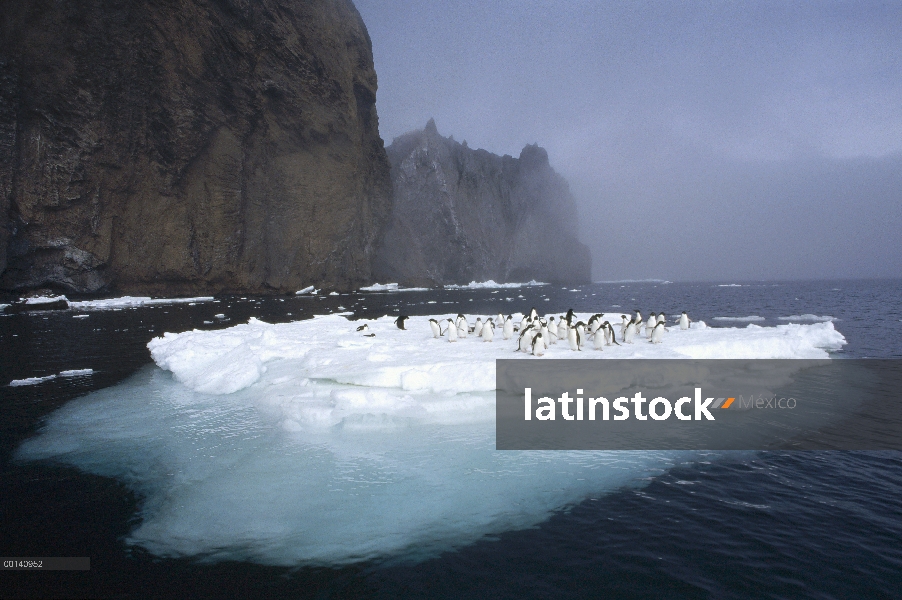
xmin=68 ymin=296 xmax=214 ymax=310
xmin=443 ymin=280 xmax=547 ymax=289
xmin=713 ymin=316 xmax=766 ymax=322
xmin=16 ymin=311 xmax=845 ymax=566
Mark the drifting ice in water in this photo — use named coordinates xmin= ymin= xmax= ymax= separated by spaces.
xmin=17 ymin=313 xmax=845 ymax=565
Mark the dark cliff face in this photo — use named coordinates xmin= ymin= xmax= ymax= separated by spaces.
xmin=0 ymin=0 xmax=391 ymax=294
xmin=373 ymin=120 xmax=591 ymax=286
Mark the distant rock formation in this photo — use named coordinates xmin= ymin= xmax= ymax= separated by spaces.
xmin=0 ymin=0 xmax=391 ymax=294
xmin=373 ymin=120 xmax=591 ymax=286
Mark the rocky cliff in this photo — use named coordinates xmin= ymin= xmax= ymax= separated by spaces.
xmin=0 ymin=0 xmax=391 ymax=294
xmin=373 ymin=120 xmax=591 ymax=286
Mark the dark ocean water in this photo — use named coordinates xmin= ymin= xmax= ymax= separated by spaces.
xmin=2 ymin=279 xmax=901 ymax=599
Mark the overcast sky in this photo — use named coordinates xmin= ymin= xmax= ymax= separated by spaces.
xmin=354 ymin=0 xmax=902 ymax=281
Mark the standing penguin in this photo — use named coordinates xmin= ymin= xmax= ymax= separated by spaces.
xmin=532 ymin=332 xmax=545 ymax=356
xmin=646 ymin=313 xmax=657 ymax=339
xmin=568 ymin=326 xmax=581 ymax=351
xmin=428 ymin=319 xmax=441 ymax=338
xmin=557 ymin=317 xmax=569 ymax=342
xmin=539 ymin=320 xmax=550 ymax=349
xmin=624 ymin=319 xmax=637 ymax=344
xmin=474 ymin=317 xmax=484 ymax=337
xmin=394 ymin=315 xmax=409 ymax=330
xmin=529 ymin=307 xmax=539 ymax=321
xmin=593 ymin=325 xmax=605 ymax=351
xmin=651 ymin=321 xmax=666 ymax=344
xmin=503 ymin=316 xmax=514 ymax=340
xmin=446 ymin=318 xmax=458 ymax=342
xmin=546 ymin=316 xmax=557 ymax=344
xmin=483 ymin=320 xmax=495 ymax=342
xmin=517 ymin=324 xmax=537 ymax=353
xmin=619 ymin=315 xmax=630 ymax=339
xmin=680 ymin=311 xmax=691 ymax=330
xmin=457 ymin=314 xmax=469 ymax=338
xmin=603 ymin=322 xmax=621 ymax=346
xmin=657 ymin=313 xmax=666 ymax=325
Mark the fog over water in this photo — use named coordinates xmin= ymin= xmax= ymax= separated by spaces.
xmin=354 ymin=0 xmax=902 ymax=281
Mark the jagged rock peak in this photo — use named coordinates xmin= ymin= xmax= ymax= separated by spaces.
xmin=373 ymin=124 xmax=592 ymax=287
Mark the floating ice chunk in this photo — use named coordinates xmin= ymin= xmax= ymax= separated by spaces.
xmin=713 ymin=316 xmax=766 ymax=322
xmin=69 ymin=296 xmax=214 ymax=310
xmin=328 ymin=291 xmax=339 ymax=296
xmin=60 ymin=369 xmax=93 ymax=377
xmin=9 ymin=375 xmax=57 ymax=386
xmin=444 ymin=280 xmax=547 ymax=290
xmin=295 ymin=286 xmax=316 ymax=295
xmin=24 ymin=295 xmax=69 ymax=304
xmin=716 ymin=284 xmax=744 ymax=287
xmin=73 ymin=314 xmax=90 ymax=318
xmin=777 ymin=315 xmax=836 ymax=322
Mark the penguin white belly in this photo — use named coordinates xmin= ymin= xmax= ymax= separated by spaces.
xmin=568 ymin=327 xmax=579 ymax=351
xmin=503 ymin=320 xmax=513 ymax=340
xmin=429 ymin=320 xmax=441 ymax=338
xmin=680 ymin=314 xmax=689 ymax=330
xmin=651 ymin=324 xmax=664 ymax=344
xmin=483 ymin=323 xmax=494 ymax=342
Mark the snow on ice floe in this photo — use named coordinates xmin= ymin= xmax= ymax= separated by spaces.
xmin=295 ymin=286 xmax=317 ymax=295
xmin=359 ymin=282 xmax=431 ymax=292
xmin=713 ymin=316 xmax=766 ymax=322
xmin=16 ymin=313 xmax=845 ymax=566
xmin=147 ymin=312 xmax=845 ymax=397
xmin=68 ymin=296 xmax=214 ymax=310
xmin=443 ymin=280 xmax=547 ymax=290
xmin=9 ymin=368 xmax=93 ymax=387
xmin=778 ymin=314 xmax=836 ymax=322
xmin=23 ymin=295 xmax=69 ymax=304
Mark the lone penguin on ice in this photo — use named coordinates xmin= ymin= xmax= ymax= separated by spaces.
xmin=356 ymin=324 xmax=369 ymax=332
xmin=394 ymin=315 xmax=409 ymax=330
xmin=679 ymin=311 xmax=691 ymax=330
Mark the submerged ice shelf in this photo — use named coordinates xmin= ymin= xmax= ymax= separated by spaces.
xmin=17 ymin=312 xmax=846 ymax=566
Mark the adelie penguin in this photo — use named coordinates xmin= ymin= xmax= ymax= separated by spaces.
xmin=429 ymin=318 xmax=441 ymax=338
xmin=503 ymin=316 xmax=514 ymax=340
xmin=646 ymin=313 xmax=657 ymax=339
xmin=517 ymin=324 xmax=537 ymax=353
xmin=483 ymin=320 xmax=495 ymax=342
xmin=473 ymin=318 xmax=484 ymax=337
xmin=356 ymin=324 xmax=369 ymax=332
xmin=568 ymin=326 xmax=581 ymax=351
xmin=394 ymin=316 xmax=409 ymax=330
xmin=651 ymin=321 xmax=666 ymax=344
xmin=531 ymin=332 xmax=545 ymax=356
xmin=679 ymin=311 xmax=691 ymax=330
xmin=445 ymin=318 xmax=458 ymax=342
xmin=623 ymin=318 xmax=637 ymax=344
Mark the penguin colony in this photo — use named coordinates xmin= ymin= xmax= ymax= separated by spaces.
xmin=358 ymin=308 xmax=692 ymax=357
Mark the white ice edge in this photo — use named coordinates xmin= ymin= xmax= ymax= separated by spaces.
xmin=777 ymin=314 xmax=836 ymax=322
xmin=359 ymin=282 xmax=431 ymax=292
xmin=713 ymin=316 xmax=766 ymax=322
xmin=23 ymin=295 xmax=69 ymax=304
xmin=443 ymin=280 xmax=547 ymax=289
xmin=9 ymin=368 xmax=93 ymax=386
xmin=68 ymin=296 xmax=214 ymax=310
